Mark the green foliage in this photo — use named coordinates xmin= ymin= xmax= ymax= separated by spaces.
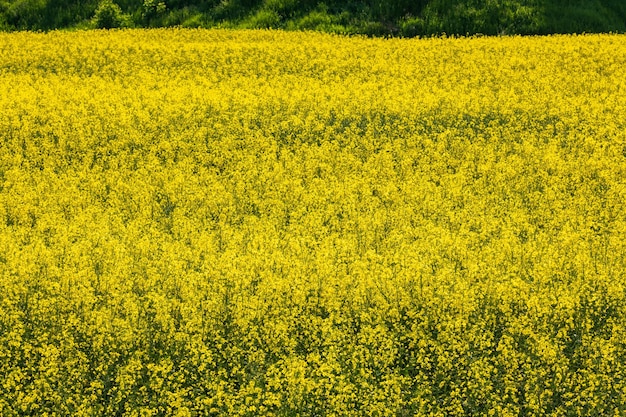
xmin=1 ymin=0 xmax=626 ymax=41
xmin=1 ymin=0 xmax=47 ymax=30
xmin=142 ymin=0 xmax=166 ymax=26
xmin=285 ymin=6 xmax=350 ymax=33
xmin=0 ymin=3 xmax=7 ymax=29
xmin=241 ymin=8 xmax=280 ymax=28
xmin=93 ymin=0 xmax=127 ymax=28
xmin=544 ymin=0 xmax=626 ymax=34
xmin=369 ymin=0 xmax=428 ymax=22
xmin=264 ymin=0 xmax=298 ymax=16
xmin=163 ymin=8 xmax=205 ymax=27
xmin=413 ymin=0 xmax=543 ymax=36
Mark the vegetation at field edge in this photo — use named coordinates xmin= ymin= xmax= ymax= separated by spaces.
xmin=1 ymin=0 xmax=626 ymax=36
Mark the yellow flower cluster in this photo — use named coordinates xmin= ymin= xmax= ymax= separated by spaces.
xmin=1 ymin=29 xmax=626 ymax=416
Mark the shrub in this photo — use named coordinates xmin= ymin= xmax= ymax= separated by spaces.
xmin=142 ymin=0 xmax=167 ymax=26
xmin=241 ymin=8 xmax=280 ymax=28
xmin=399 ymin=15 xmax=426 ymax=37
xmin=93 ymin=0 xmax=126 ymax=29
xmin=288 ymin=8 xmax=339 ymax=31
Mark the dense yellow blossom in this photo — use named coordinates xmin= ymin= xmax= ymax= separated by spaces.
xmin=1 ymin=29 xmax=626 ymax=415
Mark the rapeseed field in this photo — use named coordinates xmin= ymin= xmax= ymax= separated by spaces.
xmin=1 ymin=29 xmax=626 ymax=416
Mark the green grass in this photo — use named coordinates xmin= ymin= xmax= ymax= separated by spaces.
xmin=1 ymin=0 xmax=625 ymax=35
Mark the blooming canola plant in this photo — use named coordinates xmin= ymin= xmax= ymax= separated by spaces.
xmin=0 ymin=29 xmax=626 ymax=416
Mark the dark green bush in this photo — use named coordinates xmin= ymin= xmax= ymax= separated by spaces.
xmin=1 ymin=0 xmax=47 ymax=30
xmin=141 ymin=0 xmax=166 ymax=26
